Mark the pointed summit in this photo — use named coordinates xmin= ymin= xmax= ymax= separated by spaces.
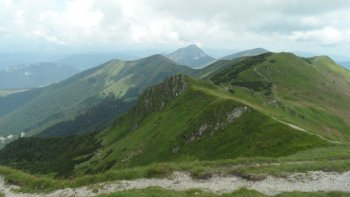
xmin=166 ymin=44 xmax=215 ymax=68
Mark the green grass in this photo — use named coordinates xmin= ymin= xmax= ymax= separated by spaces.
xmin=1 ymin=144 xmax=349 ymax=193
xmin=0 ymin=74 xmax=338 ymax=186
xmin=207 ymin=52 xmax=350 ymax=143
xmin=74 ymin=75 xmax=328 ymax=174
xmin=0 ymin=133 xmax=101 ymax=177
xmin=1 ymin=53 xmax=350 ymax=196
xmin=0 ymin=55 xmax=193 ymax=137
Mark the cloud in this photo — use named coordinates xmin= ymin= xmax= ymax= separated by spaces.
xmin=31 ymin=30 xmax=66 ymax=45
xmin=0 ymin=0 xmax=350 ymax=56
xmin=289 ymin=26 xmax=350 ymax=46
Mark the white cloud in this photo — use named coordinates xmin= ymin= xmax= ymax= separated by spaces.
xmin=31 ymin=30 xmax=66 ymax=45
xmin=61 ymin=0 xmax=103 ymax=29
xmin=0 ymin=0 xmax=350 ymax=56
xmin=2 ymin=0 xmax=13 ymax=7
xmin=289 ymin=26 xmax=350 ymax=46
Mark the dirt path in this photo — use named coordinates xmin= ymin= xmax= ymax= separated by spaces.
xmin=1 ymin=171 xmax=350 ymax=197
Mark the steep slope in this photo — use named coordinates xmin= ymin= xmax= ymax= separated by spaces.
xmin=36 ymin=95 xmax=135 ymax=138
xmin=0 ymin=55 xmax=193 ymax=138
xmin=0 ymin=62 xmax=78 ymax=89
xmin=75 ymin=75 xmax=328 ymax=173
xmin=219 ymin=48 xmax=269 ymax=60
xmin=0 ymin=133 xmax=101 ymax=177
xmin=208 ymin=53 xmax=350 ymax=142
xmin=0 ymin=75 xmax=328 ymax=176
xmin=167 ymin=44 xmax=215 ymax=68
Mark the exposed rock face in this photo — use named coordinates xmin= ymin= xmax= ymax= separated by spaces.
xmin=227 ymin=106 xmax=248 ymax=123
xmin=187 ymin=106 xmax=249 ymax=143
xmin=137 ymin=74 xmax=189 ymax=113
xmin=188 ymin=124 xmax=208 ymax=142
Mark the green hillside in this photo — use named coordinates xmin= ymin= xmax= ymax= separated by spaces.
xmin=36 ymin=95 xmax=135 ymax=137
xmin=75 ymin=74 xmax=328 ymax=174
xmin=1 ymin=52 xmax=350 ymax=189
xmin=207 ymin=52 xmax=350 ymax=143
xmin=0 ymin=55 xmax=193 ymax=137
xmin=0 ymin=133 xmax=100 ymax=177
xmin=0 ymin=74 xmax=329 ymax=177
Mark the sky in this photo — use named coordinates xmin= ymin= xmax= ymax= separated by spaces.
xmin=0 ymin=0 xmax=350 ymax=59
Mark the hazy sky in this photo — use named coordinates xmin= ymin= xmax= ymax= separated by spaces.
xmin=1 ymin=0 xmax=350 ymax=58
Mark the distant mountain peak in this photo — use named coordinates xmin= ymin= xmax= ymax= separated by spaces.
xmin=176 ymin=44 xmax=206 ymax=55
xmin=252 ymin=47 xmax=268 ymax=51
xmin=166 ymin=45 xmax=215 ymax=68
xmin=183 ymin=44 xmax=201 ymax=49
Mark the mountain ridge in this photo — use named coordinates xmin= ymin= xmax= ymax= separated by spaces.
xmin=0 ymin=73 xmax=329 ymax=176
xmin=219 ymin=48 xmax=269 ymax=60
xmin=0 ymin=54 xmax=193 ymax=138
xmin=1 ymin=52 xmax=350 ymax=179
xmin=209 ymin=52 xmax=350 ymax=142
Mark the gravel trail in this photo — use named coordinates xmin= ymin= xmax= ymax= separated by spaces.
xmin=1 ymin=171 xmax=350 ymax=196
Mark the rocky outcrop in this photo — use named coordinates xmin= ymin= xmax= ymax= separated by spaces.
xmin=227 ymin=107 xmax=248 ymax=123
xmin=137 ymin=74 xmax=189 ymax=113
xmin=187 ymin=106 xmax=249 ymax=143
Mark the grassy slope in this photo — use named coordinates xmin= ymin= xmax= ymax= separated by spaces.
xmin=1 ymin=53 xmax=350 ymax=194
xmin=0 ymin=73 xmax=346 ymax=194
xmin=36 ymin=95 xmax=135 ymax=137
xmin=0 ymin=74 xmax=329 ymax=178
xmin=0 ymin=133 xmax=101 ymax=177
xmin=75 ymin=75 xmax=328 ymax=174
xmin=1 ymin=147 xmax=350 ymax=193
xmin=207 ymin=53 xmax=350 ymax=143
xmin=0 ymin=55 xmax=193 ymax=137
